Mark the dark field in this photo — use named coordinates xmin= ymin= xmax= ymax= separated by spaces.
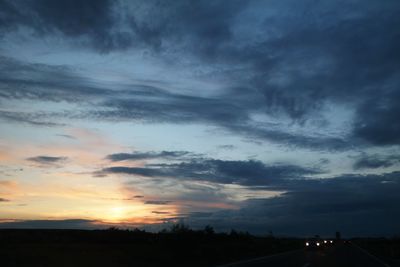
xmin=0 ymin=227 xmax=302 ymax=267
xmin=1 ymin=228 xmax=399 ymax=267
xmin=353 ymin=238 xmax=400 ymax=266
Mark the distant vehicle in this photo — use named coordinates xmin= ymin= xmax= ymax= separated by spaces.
xmin=305 ymin=238 xmax=323 ymax=250
xmin=305 ymin=238 xmax=335 ymax=250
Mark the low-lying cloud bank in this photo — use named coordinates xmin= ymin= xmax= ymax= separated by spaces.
xmin=1 ymin=172 xmax=398 ymax=236
xmin=178 ymin=172 xmax=400 ymax=236
xmin=0 ymin=219 xmax=99 ymax=229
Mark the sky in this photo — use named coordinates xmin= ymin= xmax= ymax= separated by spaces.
xmin=0 ymin=0 xmax=399 ymax=237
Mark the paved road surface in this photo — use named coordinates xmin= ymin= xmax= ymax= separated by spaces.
xmin=217 ymin=243 xmax=394 ymax=267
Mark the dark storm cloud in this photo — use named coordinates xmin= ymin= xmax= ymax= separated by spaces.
xmin=165 ymin=0 xmax=400 ymax=147
xmin=184 ymin=172 xmax=400 ymax=236
xmin=94 ymin=89 xmax=351 ymax=150
xmin=28 ymin=0 xmax=112 ymax=36
xmin=103 ymin=158 xmax=320 ymax=186
xmin=104 ymin=167 xmax=163 ymax=178
xmin=0 ymin=0 xmax=242 ymax=52
xmin=0 ymin=55 xmax=349 ymax=149
xmin=106 ymin=151 xmax=196 ymax=162
xmin=0 ymin=0 xmax=124 ymax=52
xmin=1 ymin=0 xmax=400 ymax=149
xmin=27 ymin=156 xmax=67 ymax=165
xmin=353 ymin=153 xmax=400 ymax=170
xmin=353 ymin=89 xmax=400 ymax=146
xmin=105 ymin=0 xmax=400 ymax=147
xmin=227 ymin=123 xmax=351 ymax=151
xmin=230 ymin=1 xmax=400 ymax=147
xmin=0 ymin=0 xmax=22 ymax=34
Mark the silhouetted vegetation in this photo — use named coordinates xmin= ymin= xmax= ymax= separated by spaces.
xmin=0 ymin=225 xmax=303 ymax=267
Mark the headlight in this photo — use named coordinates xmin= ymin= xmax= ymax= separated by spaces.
xmin=324 ymin=240 xmax=327 ymax=243
xmin=316 ymin=242 xmax=320 ymax=246
xmin=306 ymin=242 xmax=309 ymax=246
xmin=330 ymin=240 xmax=333 ymax=243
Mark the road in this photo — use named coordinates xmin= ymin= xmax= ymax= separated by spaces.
xmin=217 ymin=243 xmax=393 ymax=267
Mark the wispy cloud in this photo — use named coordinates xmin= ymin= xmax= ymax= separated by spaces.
xmin=106 ymin=151 xmax=198 ymax=162
xmin=151 ymin=211 xmax=170 ymax=214
xmin=56 ymin=134 xmax=77 ymax=140
xmin=102 ymin=154 xmax=321 ymax=186
xmin=27 ymin=156 xmax=68 ymax=165
xmin=0 ymin=110 xmax=65 ymax=127
xmin=353 ymin=153 xmax=400 ymax=170
xmin=144 ymin=200 xmax=171 ymax=205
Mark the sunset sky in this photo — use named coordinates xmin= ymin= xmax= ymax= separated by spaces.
xmin=0 ymin=0 xmax=399 ymax=236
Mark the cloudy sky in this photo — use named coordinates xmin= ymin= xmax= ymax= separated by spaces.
xmin=0 ymin=0 xmax=399 ymax=236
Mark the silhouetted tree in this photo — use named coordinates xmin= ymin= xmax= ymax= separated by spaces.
xmin=170 ymin=223 xmax=191 ymax=234
xmin=230 ymin=229 xmax=238 ymax=237
xmin=204 ymin=225 xmax=215 ymax=235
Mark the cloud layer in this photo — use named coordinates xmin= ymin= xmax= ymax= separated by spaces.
xmin=1 ymin=0 xmax=400 ymax=236
xmin=103 ymin=157 xmax=320 ymax=186
xmin=183 ymin=172 xmax=400 ymax=236
xmin=106 ymin=151 xmax=196 ymax=161
xmin=0 ymin=0 xmax=399 ymax=150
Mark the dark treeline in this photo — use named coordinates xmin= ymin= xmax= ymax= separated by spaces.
xmin=0 ymin=224 xmax=302 ymax=267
